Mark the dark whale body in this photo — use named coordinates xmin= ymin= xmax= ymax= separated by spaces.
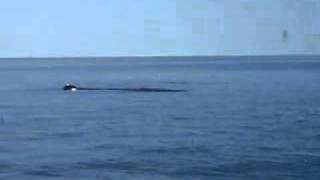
xmin=63 ymin=84 xmax=77 ymax=90
xmin=63 ymin=84 xmax=187 ymax=92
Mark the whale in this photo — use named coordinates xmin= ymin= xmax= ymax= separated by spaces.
xmin=63 ymin=84 xmax=187 ymax=92
xmin=63 ymin=83 xmax=78 ymax=91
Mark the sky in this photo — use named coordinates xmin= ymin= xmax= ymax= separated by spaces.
xmin=0 ymin=0 xmax=319 ymax=57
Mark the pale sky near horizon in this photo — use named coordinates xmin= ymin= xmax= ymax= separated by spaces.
xmin=0 ymin=0 xmax=319 ymax=57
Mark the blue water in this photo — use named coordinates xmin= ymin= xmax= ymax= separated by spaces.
xmin=0 ymin=56 xmax=320 ymax=179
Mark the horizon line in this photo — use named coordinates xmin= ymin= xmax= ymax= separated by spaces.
xmin=0 ymin=53 xmax=320 ymax=59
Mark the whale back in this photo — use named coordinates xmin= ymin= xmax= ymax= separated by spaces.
xmin=64 ymin=84 xmax=77 ymax=90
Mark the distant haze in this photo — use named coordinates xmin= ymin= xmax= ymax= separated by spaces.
xmin=0 ymin=0 xmax=319 ymax=57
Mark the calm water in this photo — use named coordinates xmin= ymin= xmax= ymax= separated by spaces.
xmin=0 ymin=56 xmax=320 ymax=179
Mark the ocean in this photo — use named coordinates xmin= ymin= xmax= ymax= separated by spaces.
xmin=0 ymin=55 xmax=320 ymax=179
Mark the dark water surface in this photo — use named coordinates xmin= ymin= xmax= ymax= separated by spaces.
xmin=0 ymin=56 xmax=320 ymax=179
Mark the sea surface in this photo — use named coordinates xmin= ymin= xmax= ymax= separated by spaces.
xmin=0 ymin=55 xmax=320 ymax=180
